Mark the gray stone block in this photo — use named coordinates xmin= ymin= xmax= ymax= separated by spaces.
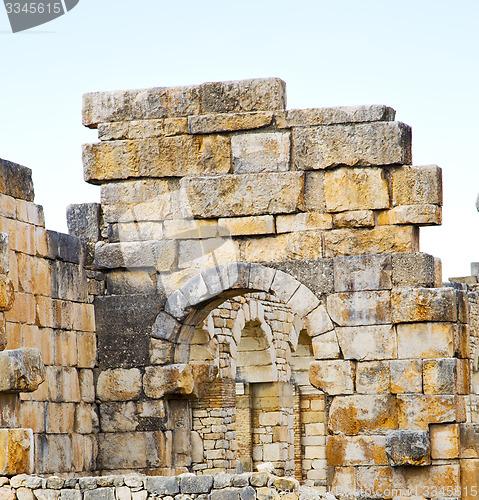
xmin=213 ymin=474 xmax=234 ymax=489
xmin=471 ymin=262 xmax=479 ymax=276
xmin=210 ymin=488 xmax=241 ymax=500
xmin=0 ymin=348 xmax=45 ymax=392
xmin=0 ymin=233 xmax=8 ymax=275
xmin=180 ymin=475 xmax=213 ymax=494
xmin=83 ymin=488 xmax=115 ymax=500
xmin=459 ymin=423 xmax=479 ymax=458
xmin=232 ymin=474 xmax=250 ymax=487
xmin=145 ymin=476 xmax=180 ymax=496
xmin=385 ymin=430 xmax=430 ymax=466
xmin=239 ymin=487 xmax=255 ymax=500
xmin=66 ymin=203 xmax=101 ymax=245
xmin=392 ymin=252 xmax=436 ymax=288
xmin=333 ymin=254 xmax=392 ymax=292
xmin=0 ymin=158 xmax=34 ymax=201
xmin=151 ymin=311 xmax=181 ymax=341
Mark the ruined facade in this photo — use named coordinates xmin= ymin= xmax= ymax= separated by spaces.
xmin=0 ymin=78 xmax=477 ymax=499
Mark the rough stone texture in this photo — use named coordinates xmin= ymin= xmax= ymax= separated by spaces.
xmin=461 ymin=459 xmax=479 ymax=500
xmin=145 ymin=477 xmax=179 ymax=496
xmin=0 ymin=429 xmax=33 ymax=475
xmin=98 ymin=117 xmax=189 ymax=140
xmin=324 ymin=167 xmax=389 ymax=212
xmin=96 ymin=368 xmax=141 ymax=402
xmin=0 ymin=159 xmax=34 ymax=202
xmin=232 ymin=132 xmax=290 ymax=173
xmin=0 ymin=277 xmax=15 ymax=312
xmin=218 ymin=216 xmax=275 ymax=237
xmin=0 ymin=348 xmax=45 ymax=392
xmin=396 ymin=322 xmax=454 ymax=359
xmin=430 ymin=423 xmax=460 ymax=459
xmin=143 ymin=364 xmax=194 ymax=399
xmin=275 ymin=213 xmax=332 ymax=233
xmin=333 ymin=254 xmax=392 ymax=292
xmin=189 ymin=111 xmax=273 ymax=135
xmin=333 ymin=210 xmax=374 ymax=229
xmin=385 ymin=430 xmax=430 ymax=466
xmin=293 ymin=122 xmax=411 ymax=170
xmin=390 ymin=359 xmax=422 ymax=394
xmin=377 ymin=204 xmax=442 ymax=226
xmin=459 ymin=423 xmax=479 ymax=458
xmin=66 ymin=204 xmax=101 ymax=245
xmin=397 ymin=394 xmax=456 ymax=430
xmin=309 ymin=361 xmax=355 ymax=395
xmin=180 ymin=172 xmax=304 ymax=218
xmin=0 ymin=233 xmax=8 ymax=275
xmin=423 ymin=358 xmax=456 ymax=394
xmin=355 ymin=361 xmax=390 ymax=394
xmin=336 ymin=325 xmax=397 ymax=360
xmin=391 ymin=252 xmax=436 ymax=288
xmin=311 ymin=330 xmax=340 ymax=359
xmin=391 ymin=165 xmax=442 ymax=206
xmin=328 ymin=395 xmax=398 ymax=435
xmin=326 ymin=435 xmax=387 ymax=466
xmin=85 ymin=134 xmax=231 ymax=184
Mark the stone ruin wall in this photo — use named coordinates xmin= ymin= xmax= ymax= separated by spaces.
xmin=0 ymin=78 xmax=477 ymax=500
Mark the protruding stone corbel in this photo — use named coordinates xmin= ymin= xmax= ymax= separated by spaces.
xmin=385 ymin=430 xmax=431 ymax=466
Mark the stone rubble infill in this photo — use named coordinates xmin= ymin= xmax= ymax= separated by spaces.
xmin=0 ymin=473 xmax=334 ymax=500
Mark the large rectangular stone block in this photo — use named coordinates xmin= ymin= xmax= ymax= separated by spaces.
xmin=181 ymin=172 xmax=304 ymax=218
xmin=354 ymin=466 xmax=407 ymax=499
xmin=189 ymin=111 xmax=273 ymax=134
xmin=0 ymin=428 xmax=33 ymax=474
xmin=461 ymin=459 xmax=479 ymax=500
xmin=385 ymin=430 xmax=430 ymax=466
xmin=459 ymin=423 xmax=479 ymax=458
xmin=333 ymin=254 xmax=392 ymax=292
xmin=355 ymin=361 xmax=390 ymax=394
xmin=0 ymin=158 xmax=34 ymax=202
xmin=327 ymin=435 xmax=387 ymax=466
xmin=397 ymin=394 xmax=456 ymax=430
xmin=392 ymin=165 xmax=442 ymax=206
xmin=391 ymin=287 xmax=457 ymax=323
xmin=403 ymin=464 xmax=460 ymax=497
xmin=218 ymin=215 xmax=275 ymax=236
xmin=98 ymin=117 xmax=189 ymax=140
xmin=324 ymin=167 xmax=389 ymax=212
xmin=391 ymin=252 xmax=436 ymax=288
xmin=323 ymin=226 xmax=419 ymax=257
xmin=83 ymin=135 xmax=231 ymax=184
xmin=430 ymin=423 xmax=460 ymax=459
xmin=396 ymin=322 xmax=454 ymax=358
xmin=293 ymin=121 xmax=411 ymax=170
xmin=390 ymin=359 xmax=422 ymax=393
xmin=309 ymin=360 xmax=355 ymax=395
xmin=328 ymin=395 xmax=398 ymax=435
xmin=423 ymin=358 xmax=456 ymax=394
xmin=377 ymin=204 xmax=442 ymax=226
xmin=333 ymin=210 xmax=374 ymax=228
xmin=326 ymin=290 xmax=391 ymax=326
xmin=96 ymin=368 xmax=141 ymax=402
xmin=336 ymin=325 xmax=397 ymax=360
xmin=276 ymin=212 xmax=333 ymax=233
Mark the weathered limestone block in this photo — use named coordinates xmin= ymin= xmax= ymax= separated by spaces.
xmin=0 ymin=429 xmax=33 ymax=475
xmin=326 ymin=435 xmax=387 ymax=466
xmin=336 ymin=325 xmax=397 ymax=360
xmin=354 ymin=466 xmax=407 ymax=498
xmin=461 ymin=459 xmax=479 ymax=500
xmin=333 ymin=210 xmax=374 ymax=228
xmin=95 ymin=240 xmax=175 ymax=272
xmin=385 ymin=430 xmax=430 ymax=466
xmin=392 ymin=165 xmax=442 ymax=206
xmin=397 ymin=394 xmax=456 ymax=430
xmin=164 ymin=219 xmax=218 ymax=240
xmin=98 ymin=117 xmax=188 ymax=140
xmin=377 ymin=205 xmax=442 ymax=226
xmin=143 ymin=364 xmax=194 ymax=399
xmin=0 ymin=233 xmax=8 ymax=275
xmin=302 ymin=171 xmax=326 ymax=212
xmin=391 ymin=287 xmax=457 ymax=323
xmin=430 ymin=423 xmax=460 ymax=459
xmin=83 ymin=489 xmax=114 ymax=500
xmin=189 ymin=111 xmax=273 ymax=134
xmin=323 ymin=226 xmax=418 ymax=257
xmin=293 ymin=122 xmax=411 ymax=170
xmin=423 ymin=358 xmax=456 ymax=394
xmin=108 ymin=221 xmax=164 ymax=243
xmin=324 ymin=167 xmax=389 ymax=212
xmin=0 ymin=277 xmax=14 ymax=311
xmin=396 ymin=322 xmax=454 ymax=358
xmin=150 ymin=338 xmax=173 ymax=365
xmin=0 ymin=159 xmax=34 ymax=202
xmin=279 ymin=105 xmax=395 ymax=127
xmin=218 ymin=215 xmax=275 ymax=237
xmin=99 ymin=401 xmax=139 ymax=432
xmin=356 ymin=361 xmax=390 ymax=394
xmin=232 ymin=132 xmax=290 ymax=173
xmin=106 ymin=270 xmax=156 ymax=295
xmin=304 ymin=305 xmax=334 ymax=337
xmin=145 ymin=476 xmax=179 ymax=496
xmin=96 ymin=368 xmax=141 ymax=401
xmin=181 ymin=172 xmax=304 ymax=218
xmin=333 ymin=254 xmax=392 ymax=292
xmin=459 ymin=423 xmax=479 ymax=458
xmin=328 ymin=395 xmax=398 ymax=435
xmin=66 ymin=203 xmax=101 ymax=245
xmin=403 ymin=464 xmax=460 ymax=498
xmin=0 ymin=348 xmax=44 ymax=392
xmin=242 ymin=231 xmax=323 ymax=263
xmin=180 ymin=475 xmax=213 ymax=494
xmin=199 ymin=78 xmax=286 ymax=114
xmin=391 ymin=252 xmax=436 ymax=287
xmin=83 ymin=135 xmax=231 ymax=184
xmin=326 ymin=290 xmax=391 ymax=326
xmin=276 ymin=213 xmax=332 ymax=233
xmin=309 ymin=360 xmax=355 ymax=395
xmin=455 ymin=324 xmax=470 ymax=358
xmin=390 ymin=359 xmax=422 ymax=394
xmin=311 ymin=330 xmax=340 ymax=359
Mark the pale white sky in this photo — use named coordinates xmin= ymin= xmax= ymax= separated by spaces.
xmin=1 ymin=0 xmax=478 ymax=280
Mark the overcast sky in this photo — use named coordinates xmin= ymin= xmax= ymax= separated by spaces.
xmin=1 ymin=0 xmax=478 ymax=280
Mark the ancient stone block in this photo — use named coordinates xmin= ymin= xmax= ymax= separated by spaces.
xmin=0 ymin=276 xmax=14 ymax=312
xmin=98 ymin=117 xmax=188 ymax=140
xmin=199 ymin=78 xmax=286 ymax=114
xmin=210 ymin=487 xmax=241 ymax=500
xmin=0 ymin=429 xmax=33 ymax=475
xmin=0 ymin=348 xmax=44 ymax=392
xmin=461 ymin=459 xmax=479 ymax=500
xmin=390 ymin=359 xmax=422 ymax=394
xmin=309 ymin=360 xmax=355 ymax=395
xmin=396 ymin=322 xmax=454 ymax=359
xmin=354 ymin=466 xmax=407 ymax=499
xmin=232 ymin=132 xmax=290 ymax=173
xmin=66 ymin=203 xmax=100 ymax=245
xmin=326 ymin=435 xmax=387 ymax=466
xmin=333 ymin=210 xmax=374 ymax=228
xmin=143 ymin=364 xmax=194 ymax=399
xmin=83 ymin=135 xmax=231 ymax=184
xmin=391 ymin=287 xmax=457 ymax=323
xmin=0 ymin=159 xmax=34 ymax=202
xmin=391 ymin=252 xmax=436 ymax=288
xmin=145 ymin=476 xmax=179 ymax=496
xmin=403 ymin=464 xmax=460 ymax=497
xmin=287 ymin=284 xmax=320 ymax=318
xmin=429 ymin=423 xmax=460 ymax=459
xmin=99 ymin=402 xmax=139 ymax=432
xmin=218 ymin=215 xmax=274 ymax=237
xmin=457 ymin=358 xmax=471 ymax=394
xmin=189 ymin=111 xmax=273 ymax=134
xmin=323 ymin=226 xmax=418 ymax=257
xmin=356 ymin=361 xmax=390 ymax=394
xmin=336 ymin=325 xmax=397 ymax=360
xmin=326 ymin=290 xmax=391 ymax=326
xmin=311 ymin=330 xmax=340 ymax=359
xmin=454 ymin=324 xmax=470 ymax=358
xmin=459 ymin=423 xmax=479 ymax=458
xmin=0 ymin=233 xmax=8 ymax=275
xmin=106 ymin=270 xmax=156 ymax=295
xmin=181 ymin=172 xmax=304 ymax=218
xmin=385 ymin=430 xmax=430 ymax=466
xmin=96 ymin=368 xmax=141 ymax=402
xmin=377 ymin=205 xmax=442 ymax=226
xmin=180 ymin=475 xmax=213 ymax=494
xmin=328 ymin=395 xmax=398 ymax=435
xmin=423 ymin=358 xmax=456 ymax=394
xmin=324 ymin=167 xmax=389 ymax=212
xmin=397 ymin=394 xmax=456 ymax=430
xmin=276 ymin=212 xmax=332 ymax=233
xmin=391 ymin=165 xmax=442 ymax=206
xmin=333 ymin=254 xmax=392 ymax=292
xmin=302 ymin=171 xmax=325 ymax=212
xmin=293 ymin=122 xmax=411 ymax=170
